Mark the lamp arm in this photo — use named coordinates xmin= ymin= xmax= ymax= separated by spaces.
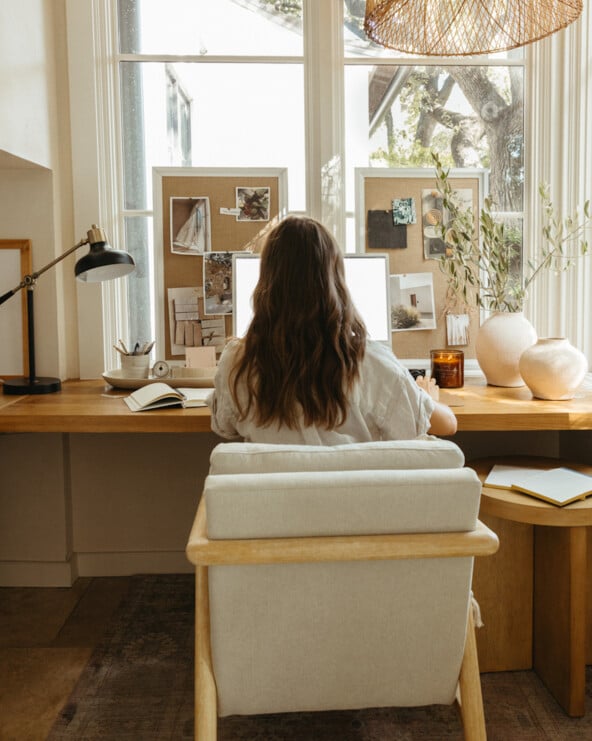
xmin=0 ymin=236 xmax=90 ymax=306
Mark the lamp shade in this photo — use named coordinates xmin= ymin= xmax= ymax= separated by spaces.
xmin=364 ymin=0 xmax=583 ymax=57
xmin=75 ymin=225 xmax=135 ymax=283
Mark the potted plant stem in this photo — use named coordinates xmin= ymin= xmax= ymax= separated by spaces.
xmin=432 ymin=152 xmax=591 ymax=387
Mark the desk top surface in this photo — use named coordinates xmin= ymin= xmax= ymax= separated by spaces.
xmin=1 ymin=376 xmax=592 ymax=434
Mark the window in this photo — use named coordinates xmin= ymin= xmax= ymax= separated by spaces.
xmin=68 ymin=0 xmax=591 ymax=374
xmin=165 ymin=65 xmax=192 ymax=168
xmin=115 ymin=0 xmax=306 ymax=359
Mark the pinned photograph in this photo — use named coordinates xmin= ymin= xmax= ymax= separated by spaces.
xmin=236 ymin=187 xmax=270 ymax=222
xmin=446 ymin=313 xmax=470 ymax=346
xmin=170 ymin=197 xmax=211 ymax=254
xmin=390 ymin=273 xmax=436 ymax=332
xmin=203 ymin=252 xmax=233 ymax=315
xmin=392 ymin=197 xmax=416 ymax=225
xmin=421 ymin=188 xmax=472 ymax=259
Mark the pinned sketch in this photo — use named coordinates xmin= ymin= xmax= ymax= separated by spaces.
xmin=390 ymin=273 xmax=436 ymax=332
xmin=236 ymin=187 xmax=270 ymax=221
xmin=203 ymin=252 xmax=233 ymax=315
xmin=421 ymin=188 xmax=472 ymax=259
xmin=446 ymin=313 xmax=470 ymax=346
xmin=171 ymin=197 xmax=211 ymax=254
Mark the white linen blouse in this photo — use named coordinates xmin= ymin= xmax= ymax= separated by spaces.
xmin=207 ymin=339 xmax=435 ymax=445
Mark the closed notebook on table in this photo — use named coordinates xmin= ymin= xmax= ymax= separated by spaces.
xmin=511 ymin=467 xmax=592 ymax=506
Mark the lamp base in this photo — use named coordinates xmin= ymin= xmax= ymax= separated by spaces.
xmin=2 ymin=376 xmax=62 ymax=394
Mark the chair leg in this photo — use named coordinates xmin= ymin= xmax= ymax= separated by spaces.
xmin=457 ymin=608 xmax=487 ymax=741
xmin=195 ymin=566 xmax=217 ymax=741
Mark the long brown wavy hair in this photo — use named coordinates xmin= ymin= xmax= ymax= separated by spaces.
xmin=230 ymin=216 xmax=367 ymax=429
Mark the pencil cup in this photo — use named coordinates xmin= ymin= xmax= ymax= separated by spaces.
xmin=120 ymin=354 xmax=150 ymax=378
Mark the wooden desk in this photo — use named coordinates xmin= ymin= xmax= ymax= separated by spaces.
xmin=441 ymin=376 xmax=592 ymax=431
xmin=0 ymin=379 xmax=212 ymax=433
xmin=471 ymin=456 xmax=592 ymax=717
xmin=1 ymin=375 xmax=591 ymax=433
xmin=1 ymin=376 xmax=591 ymax=613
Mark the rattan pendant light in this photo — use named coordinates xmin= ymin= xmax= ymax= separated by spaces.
xmin=364 ymin=0 xmax=583 ymax=56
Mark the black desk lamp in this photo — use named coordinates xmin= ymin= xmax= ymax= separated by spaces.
xmin=0 ymin=225 xmax=135 ymax=395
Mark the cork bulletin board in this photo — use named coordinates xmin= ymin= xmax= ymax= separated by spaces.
xmin=355 ymin=168 xmax=486 ymax=363
xmin=153 ymin=167 xmax=288 ymax=361
xmin=0 ymin=239 xmax=31 ymax=377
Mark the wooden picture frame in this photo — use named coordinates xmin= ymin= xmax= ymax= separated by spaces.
xmin=153 ymin=167 xmax=288 ymax=361
xmin=355 ymin=168 xmax=486 ymax=364
xmin=0 ymin=239 xmax=32 ymax=377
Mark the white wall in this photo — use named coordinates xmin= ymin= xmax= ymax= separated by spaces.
xmin=0 ymin=0 xmax=54 ymax=169
xmin=0 ymin=0 xmax=77 ymax=380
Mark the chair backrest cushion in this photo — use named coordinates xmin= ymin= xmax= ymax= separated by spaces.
xmin=208 ymin=437 xmax=465 ymax=475
xmin=205 ymin=467 xmax=481 ymax=539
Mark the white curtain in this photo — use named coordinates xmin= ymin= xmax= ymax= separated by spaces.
xmin=527 ymin=2 xmax=592 ymax=363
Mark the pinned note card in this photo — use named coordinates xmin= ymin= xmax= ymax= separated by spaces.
xmin=185 ymin=346 xmax=217 ymax=368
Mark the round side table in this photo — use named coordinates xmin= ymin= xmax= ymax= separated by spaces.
xmin=470 ymin=456 xmax=592 ymax=717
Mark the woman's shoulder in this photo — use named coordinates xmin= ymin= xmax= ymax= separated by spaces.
xmin=218 ymin=337 xmax=243 ymax=363
xmin=362 ymin=340 xmax=408 ymax=377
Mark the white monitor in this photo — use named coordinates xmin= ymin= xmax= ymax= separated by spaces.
xmin=232 ymin=252 xmax=391 ymax=343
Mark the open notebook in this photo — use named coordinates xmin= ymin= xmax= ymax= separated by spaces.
xmin=485 ymin=464 xmax=592 ymax=506
xmin=124 ymin=383 xmax=210 ymax=412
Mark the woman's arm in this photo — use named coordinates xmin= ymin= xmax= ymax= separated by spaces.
xmin=416 ymin=376 xmax=458 ymax=436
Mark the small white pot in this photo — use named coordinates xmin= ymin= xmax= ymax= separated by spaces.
xmin=519 ymin=337 xmax=588 ymax=400
xmin=475 ymin=311 xmax=537 ymax=387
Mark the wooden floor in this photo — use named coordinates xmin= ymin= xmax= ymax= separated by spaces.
xmin=0 ymin=577 xmax=130 ymax=741
xmin=3 ymin=577 xmax=592 ymax=741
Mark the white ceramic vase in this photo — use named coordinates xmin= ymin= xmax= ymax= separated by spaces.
xmin=519 ymin=337 xmax=588 ymax=400
xmin=475 ymin=311 xmax=537 ymax=387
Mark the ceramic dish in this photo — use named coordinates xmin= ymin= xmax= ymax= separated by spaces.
xmin=423 ymin=225 xmax=439 ymax=239
xmin=102 ymin=368 xmax=216 ymax=390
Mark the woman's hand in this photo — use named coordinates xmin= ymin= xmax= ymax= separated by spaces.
xmin=416 ymin=375 xmax=458 ymax=436
xmin=415 ymin=374 xmax=440 ymax=401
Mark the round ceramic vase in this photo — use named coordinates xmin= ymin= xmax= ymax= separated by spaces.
xmin=519 ymin=337 xmax=588 ymax=400
xmin=475 ymin=311 xmax=537 ymax=387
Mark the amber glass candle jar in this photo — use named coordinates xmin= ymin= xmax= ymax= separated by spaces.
xmin=430 ymin=349 xmax=464 ymax=388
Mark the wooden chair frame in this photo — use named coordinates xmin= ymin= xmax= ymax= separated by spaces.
xmin=186 ymin=499 xmax=499 ymax=741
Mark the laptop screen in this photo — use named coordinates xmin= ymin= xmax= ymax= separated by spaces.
xmin=232 ymin=252 xmax=391 ymax=344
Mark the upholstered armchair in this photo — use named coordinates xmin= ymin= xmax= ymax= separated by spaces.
xmin=186 ymin=438 xmax=499 ymax=741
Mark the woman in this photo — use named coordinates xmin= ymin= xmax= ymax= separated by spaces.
xmin=209 ymin=215 xmax=457 ymax=443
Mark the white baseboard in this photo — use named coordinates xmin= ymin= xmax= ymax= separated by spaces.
xmin=0 ymin=560 xmax=76 ymax=587
xmin=0 ymin=552 xmax=194 ymax=586
xmin=74 ymin=551 xmax=194 ymax=577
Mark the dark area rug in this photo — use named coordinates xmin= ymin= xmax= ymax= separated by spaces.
xmin=48 ymin=574 xmax=592 ymax=740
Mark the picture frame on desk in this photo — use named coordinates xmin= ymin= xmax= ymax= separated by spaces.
xmin=152 ymin=167 xmax=288 ymax=363
xmin=0 ymin=239 xmax=32 ymax=379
